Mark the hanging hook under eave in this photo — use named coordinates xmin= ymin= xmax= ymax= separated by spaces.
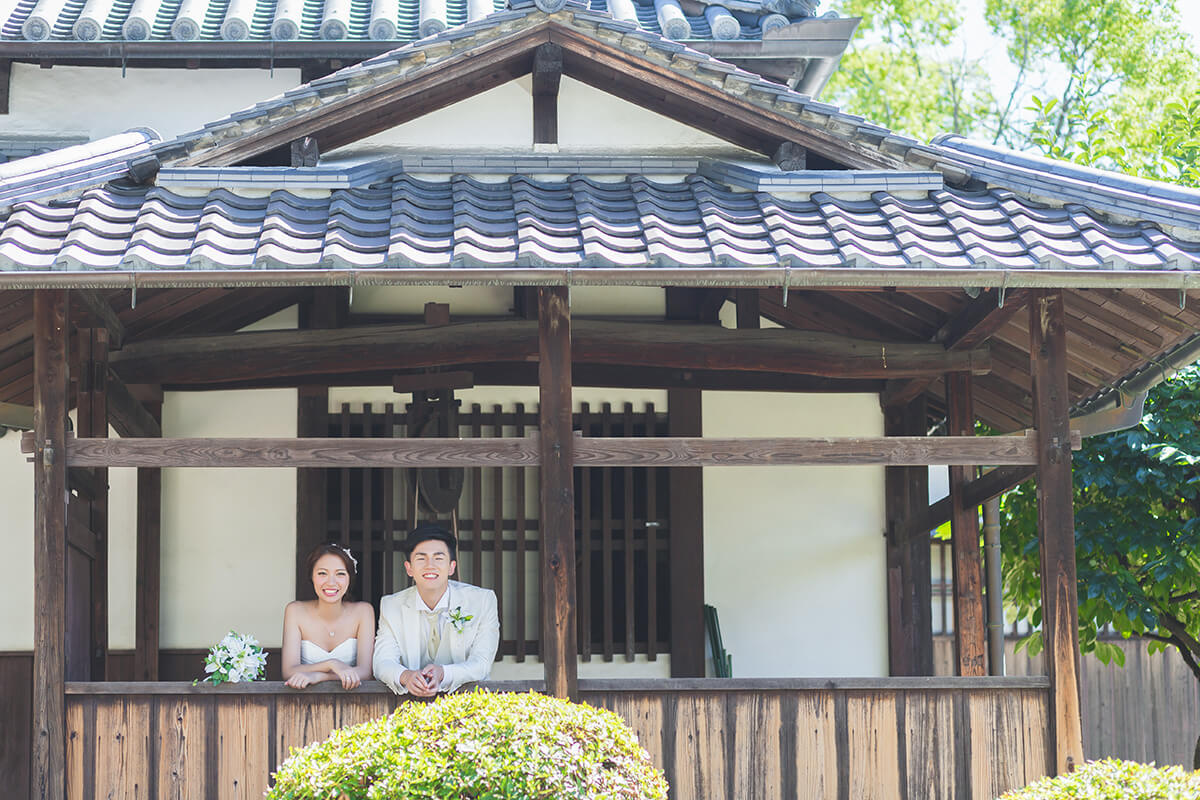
xmin=997 ymin=272 xmax=1009 ymax=308
xmin=130 ymin=273 xmax=137 ymax=310
xmin=781 ymin=265 xmax=791 ymax=307
xmin=1180 ymin=288 xmax=1187 ymax=311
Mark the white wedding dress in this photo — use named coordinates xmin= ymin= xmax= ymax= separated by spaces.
xmin=300 ymin=637 xmax=357 ymax=666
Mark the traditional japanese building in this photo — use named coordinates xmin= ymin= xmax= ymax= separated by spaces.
xmin=3 ymin=1 xmax=1200 ymax=798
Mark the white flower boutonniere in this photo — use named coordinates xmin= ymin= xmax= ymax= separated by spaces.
xmin=448 ymin=606 xmax=473 ymax=633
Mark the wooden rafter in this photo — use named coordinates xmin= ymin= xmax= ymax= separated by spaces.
xmin=108 ymin=320 xmax=990 ymax=384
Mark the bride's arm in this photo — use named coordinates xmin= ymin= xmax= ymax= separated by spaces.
xmin=353 ymin=603 xmax=376 ymax=681
xmin=281 ymin=602 xmax=306 ymax=680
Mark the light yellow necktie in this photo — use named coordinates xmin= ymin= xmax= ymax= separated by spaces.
xmin=422 ymin=610 xmax=442 ymax=661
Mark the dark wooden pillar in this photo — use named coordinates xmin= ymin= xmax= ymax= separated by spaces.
xmin=133 ymin=393 xmax=162 ymax=681
xmin=667 ymin=388 xmax=705 ymax=676
xmin=295 ymin=288 xmax=345 ymax=598
xmin=32 ymin=288 xmax=68 ymax=800
xmin=883 ymin=396 xmax=932 ymax=676
xmin=75 ymin=328 xmax=108 ymax=681
xmin=734 ymin=289 xmax=759 ymax=329
xmin=532 ymin=43 xmax=562 ymax=145
xmin=1029 ymin=289 xmax=1084 ymax=772
xmin=946 ymin=371 xmax=986 ymax=676
xmin=538 ymin=286 xmax=578 ymax=700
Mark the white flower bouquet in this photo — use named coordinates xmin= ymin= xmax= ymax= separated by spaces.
xmin=194 ymin=630 xmax=268 ymax=686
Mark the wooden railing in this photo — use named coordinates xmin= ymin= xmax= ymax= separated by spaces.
xmin=65 ymin=677 xmax=1050 ymax=800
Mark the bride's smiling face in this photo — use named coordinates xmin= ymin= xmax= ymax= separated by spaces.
xmin=312 ymin=554 xmax=350 ymax=604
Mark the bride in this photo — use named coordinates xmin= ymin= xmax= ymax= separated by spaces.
xmin=282 ymin=543 xmax=375 ymax=689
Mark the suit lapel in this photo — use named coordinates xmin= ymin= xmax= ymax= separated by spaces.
xmin=400 ymin=592 xmax=421 ymax=668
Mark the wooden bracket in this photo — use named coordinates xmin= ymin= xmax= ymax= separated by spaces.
xmin=773 ymin=141 xmax=807 ymax=171
xmin=532 ymin=43 xmax=563 ymax=145
xmin=290 ymin=136 xmax=319 ymax=167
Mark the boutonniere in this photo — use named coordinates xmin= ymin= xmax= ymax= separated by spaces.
xmin=448 ymin=606 xmax=473 ymax=633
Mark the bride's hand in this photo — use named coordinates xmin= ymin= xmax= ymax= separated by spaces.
xmin=285 ymin=672 xmax=315 ymax=689
xmin=331 ymin=661 xmax=361 ymax=690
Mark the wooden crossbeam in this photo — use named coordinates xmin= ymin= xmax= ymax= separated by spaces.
xmin=24 ymin=431 xmax=1076 ymax=469
xmin=884 ymin=289 xmax=1030 ymax=408
xmin=105 ymin=367 xmax=161 ymax=438
xmin=72 ymin=290 xmax=125 ymax=350
xmin=902 ymin=464 xmax=1035 ymax=543
xmin=109 ymin=320 xmax=990 ymax=385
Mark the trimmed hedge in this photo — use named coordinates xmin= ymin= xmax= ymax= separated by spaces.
xmin=997 ymin=759 xmax=1200 ymax=800
xmin=266 ymin=690 xmax=668 ymax=799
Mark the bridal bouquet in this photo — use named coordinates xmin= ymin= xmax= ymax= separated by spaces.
xmin=194 ymin=631 xmax=268 ymax=686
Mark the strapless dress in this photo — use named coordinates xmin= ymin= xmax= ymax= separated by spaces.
xmin=300 ymin=637 xmax=357 ymax=666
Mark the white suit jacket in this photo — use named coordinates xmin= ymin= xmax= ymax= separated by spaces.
xmin=373 ymin=580 xmax=499 ymax=695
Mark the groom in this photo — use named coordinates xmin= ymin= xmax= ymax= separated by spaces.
xmin=374 ymin=523 xmax=500 ymax=696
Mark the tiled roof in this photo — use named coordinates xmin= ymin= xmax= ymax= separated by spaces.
xmin=3 ymin=171 xmax=1197 ymax=272
xmin=0 ymin=128 xmax=160 ymax=208
xmin=1 ymin=0 xmax=823 ymax=43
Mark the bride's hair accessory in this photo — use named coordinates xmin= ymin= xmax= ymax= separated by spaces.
xmin=337 ymin=544 xmax=359 ymax=573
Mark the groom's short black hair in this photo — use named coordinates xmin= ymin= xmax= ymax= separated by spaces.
xmin=404 ymin=523 xmax=457 ymax=561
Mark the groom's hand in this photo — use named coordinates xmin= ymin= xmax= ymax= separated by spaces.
xmin=399 ymin=669 xmax=435 ymax=697
xmin=420 ymin=664 xmax=445 ymax=691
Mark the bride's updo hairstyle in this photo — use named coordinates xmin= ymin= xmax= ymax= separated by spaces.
xmin=304 ymin=543 xmax=358 ymax=595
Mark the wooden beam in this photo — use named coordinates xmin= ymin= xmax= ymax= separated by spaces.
xmin=133 ymin=396 xmax=162 ymax=682
xmin=532 ymin=43 xmax=562 ymax=145
xmin=105 ymin=367 xmax=161 ymax=438
xmin=391 ymin=371 xmax=475 ymax=394
xmin=735 ymin=289 xmax=760 ymax=329
xmin=32 ymin=288 xmax=68 ymax=800
xmin=884 ymin=397 xmax=932 ymax=676
xmin=72 ymin=291 xmax=125 ymax=350
xmin=109 ymin=320 xmax=991 ymax=385
xmin=884 ymin=289 xmax=1030 ymax=408
xmin=1029 ymin=289 xmax=1085 ymax=773
xmin=538 ymin=286 xmax=578 ymax=700
xmin=75 ymin=328 xmax=109 ymax=681
xmin=38 ymin=431 xmax=1066 ymax=469
xmin=902 ymin=464 xmax=1035 ymax=543
xmin=946 ymin=372 xmax=986 ymax=677
xmin=667 ymin=389 xmax=705 ymax=677
xmin=0 ymin=400 xmax=34 ymax=429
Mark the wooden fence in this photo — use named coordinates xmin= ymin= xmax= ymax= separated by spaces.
xmin=933 ymin=637 xmax=1200 ymax=768
xmin=64 ymin=678 xmax=1049 ymax=800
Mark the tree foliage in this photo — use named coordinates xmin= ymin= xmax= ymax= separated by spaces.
xmin=1001 ymin=369 xmax=1200 ymax=681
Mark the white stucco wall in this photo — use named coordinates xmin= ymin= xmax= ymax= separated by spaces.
xmin=702 ymin=391 xmax=889 ymax=677
xmin=0 ymin=429 xmax=35 ymax=650
xmin=5 ymin=64 xmax=301 ymax=141
xmin=349 ymin=285 xmax=665 ymax=318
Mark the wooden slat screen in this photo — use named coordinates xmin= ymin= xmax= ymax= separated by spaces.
xmin=324 ymin=401 xmax=671 ymax=660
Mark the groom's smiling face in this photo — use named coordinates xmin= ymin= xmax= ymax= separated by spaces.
xmin=405 ymin=539 xmax=457 ymax=596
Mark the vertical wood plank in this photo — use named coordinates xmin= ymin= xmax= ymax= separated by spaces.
xmin=492 ymin=404 xmax=504 ymax=655
xmin=623 ymin=402 xmax=636 ymax=661
xmin=77 ymin=328 xmax=109 ymax=681
xmin=65 ymin=699 xmax=84 ymax=800
xmin=538 ymin=286 xmax=578 ymax=700
xmin=339 ymin=404 xmax=351 ymax=546
xmin=969 ymin=690 xmax=1024 ymax=798
xmin=947 ymin=373 xmax=986 ymax=677
xmin=794 ymin=691 xmax=839 ymax=800
xmin=645 ymin=403 xmax=658 ymax=661
xmin=674 ymin=693 xmax=728 ymax=800
xmin=601 ymin=402 xmax=614 ymax=662
xmin=296 ymin=386 xmax=329 ymax=601
xmin=216 ymin=697 xmax=271 ymax=800
xmin=275 ymin=696 xmax=335 ymax=767
xmin=33 ymin=287 xmax=68 ymax=800
xmin=579 ymin=402 xmax=593 ymax=662
xmin=134 ymin=395 xmax=163 ymax=681
xmin=844 ymin=693 xmax=902 ymax=800
xmin=732 ymin=693 xmax=782 ymax=800
xmin=158 ymin=696 xmax=208 ymax=800
xmin=904 ymin=691 xmax=955 ymax=800
xmin=384 ymin=403 xmax=396 ymax=593
xmin=94 ymin=697 xmax=152 ymax=798
xmin=0 ymin=654 xmax=33 ymax=797
xmin=599 ymin=693 xmax=665 ymax=774
xmin=667 ymin=388 xmax=705 ymax=677
xmin=515 ymin=402 xmax=527 ymax=662
xmin=1029 ymin=289 xmax=1085 ymax=773
xmin=471 ymin=404 xmax=482 ymax=588
xmin=362 ymin=403 xmax=374 ymax=604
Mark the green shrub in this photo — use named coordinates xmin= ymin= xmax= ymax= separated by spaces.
xmin=997 ymin=758 xmax=1200 ymax=800
xmin=266 ymin=690 xmax=669 ymax=800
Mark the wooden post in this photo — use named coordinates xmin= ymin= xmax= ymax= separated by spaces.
xmin=883 ymin=396 xmax=932 ymax=676
xmin=538 ymin=286 xmax=578 ymax=700
xmin=1029 ymin=289 xmax=1084 ymax=773
xmin=946 ymin=371 xmax=986 ymax=676
xmin=75 ymin=328 xmax=109 ymax=681
xmin=133 ymin=393 xmax=162 ymax=681
xmin=667 ymin=388 xmax=705 ymax=676
xmin=32 ymin=288 xmax=68 ymax=800
xmin=735 ymin=290 xmax=760 ymax=329
xmin=532 ymin=43 xmax=562 ymax=145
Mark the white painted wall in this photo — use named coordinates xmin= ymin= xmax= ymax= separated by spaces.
xmin=349 ymin=285 xmax=665 ymax=318
xmin=5 ymin=64 xmax=300 ymax=141
xmin=0 ymin=429 xmax=34 ymax=650
xmin=702 ymin=391 xmax=889 ymax=677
